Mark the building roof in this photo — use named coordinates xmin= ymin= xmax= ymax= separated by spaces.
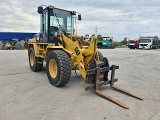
xmin=0 ymin=32 xmax=36 ymax=42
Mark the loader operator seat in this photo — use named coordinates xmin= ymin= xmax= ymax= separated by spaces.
xmin=49 ymin=26 xmax=59 ymax=43
xmin=50 ymin=26 xmax=59 ymax=35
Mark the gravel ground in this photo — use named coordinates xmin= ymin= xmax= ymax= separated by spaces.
xmin=0 ymin=48 xmax=160 ymax=120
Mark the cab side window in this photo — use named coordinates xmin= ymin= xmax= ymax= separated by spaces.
xmin=44 ymin=10 xmax=48 ymax=36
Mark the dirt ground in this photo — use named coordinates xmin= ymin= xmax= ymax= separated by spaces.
xmin=0 ymin=48 xmax=160 ymax=120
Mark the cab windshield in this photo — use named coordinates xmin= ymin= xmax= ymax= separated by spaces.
xmin=50 ymin=9 xmax=73 ymax=34
xmin=139 ymin=39 xmax=151 ymax=43
xmin=103 ymin=37 xmax=112 ymax=42
xmin=129 ymin=40 xmax=135 ymax=43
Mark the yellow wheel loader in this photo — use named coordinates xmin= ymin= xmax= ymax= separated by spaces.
xmin=28 ymin=5 xmax=143 ymax=109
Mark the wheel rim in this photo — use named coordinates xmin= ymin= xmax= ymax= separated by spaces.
xmin=49 ymin=59 xmax=58 ymax=78
xmin=30 ymin=53 xmax=34 ymax=66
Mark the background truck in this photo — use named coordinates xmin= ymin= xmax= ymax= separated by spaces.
xmin=97 ymin=36 xmax=114 ymax=49
xmin=127 ymin=39 xmax=139 ymax=49
xmin=138 ymin=36 xmax=160 ymax=49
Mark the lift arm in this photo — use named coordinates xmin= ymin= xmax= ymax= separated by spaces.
xmin=60 ymin=33 xmax=87 ymax=79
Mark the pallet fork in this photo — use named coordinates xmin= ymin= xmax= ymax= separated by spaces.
xmin=85 ymin=59 xmax=143 ymax=109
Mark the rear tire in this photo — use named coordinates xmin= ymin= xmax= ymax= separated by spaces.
xmin=28 ymin=47 xmax=43 ymax=72
xmin=46 ymin=50 xmax=71 ymax=87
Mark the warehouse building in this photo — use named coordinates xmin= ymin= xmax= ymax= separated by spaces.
xmin=0 ymin=32 xmax=36 ymax=42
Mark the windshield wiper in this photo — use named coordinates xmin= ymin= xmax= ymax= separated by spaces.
xmin=54 ymin=13 xmax=66 ymax=35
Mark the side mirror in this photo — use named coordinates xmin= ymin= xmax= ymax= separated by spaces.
xmin=37 ymin=6 xmax=43 ymax=14
xmin=78 ymin=15 xmax=81 ymax=20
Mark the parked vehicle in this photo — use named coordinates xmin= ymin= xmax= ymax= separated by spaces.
xmin=127 ymin=39 xmax=139 ymax=49
xmin=138 ymin=36 xmax=160 ymax=49
xmin=97 ymin=36 xmax=114 ymax=49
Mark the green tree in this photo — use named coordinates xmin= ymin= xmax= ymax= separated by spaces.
xmin=120 ymin=40 xmax=127 ymax=45
xmin=113 ymin=41 xmax=120 ymax=47
xmin=97 ymin=34 xmax=103 ymax=42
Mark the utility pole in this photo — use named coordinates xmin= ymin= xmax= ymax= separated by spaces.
xmin=95 ymin=25 xmax=98 ymax=36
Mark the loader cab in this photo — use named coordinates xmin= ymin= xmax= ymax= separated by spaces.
xmin=37 ymin=5 xmax=81 ymax=43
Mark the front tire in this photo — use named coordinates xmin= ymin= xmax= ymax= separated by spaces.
xmin=46 ymin=50 xmax=71 ymax=87
xmin=97 ymin=51 xmax=109 ymax=81
xmin=97 ymin=51 xmax=104 ymax=61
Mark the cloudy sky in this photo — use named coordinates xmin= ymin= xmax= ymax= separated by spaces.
xmin=0 ymin=0 xmax=160 ymax=41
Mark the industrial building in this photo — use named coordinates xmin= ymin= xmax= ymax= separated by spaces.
xmin=0 ymin=32 xmax=36 ymax=42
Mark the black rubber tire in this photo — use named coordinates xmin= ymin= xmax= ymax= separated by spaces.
xmin=97 ymin=51 xmax=104 ymax=61
xmin=28 ymin=47 xmax=43 ymax=72
xmin=97 ymin=51 xmax=109 ymax=81
xmin=46 ymin=50 xmax=71 ymax=87
xmin=130 ymin=46 xmax=133 ymax=49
